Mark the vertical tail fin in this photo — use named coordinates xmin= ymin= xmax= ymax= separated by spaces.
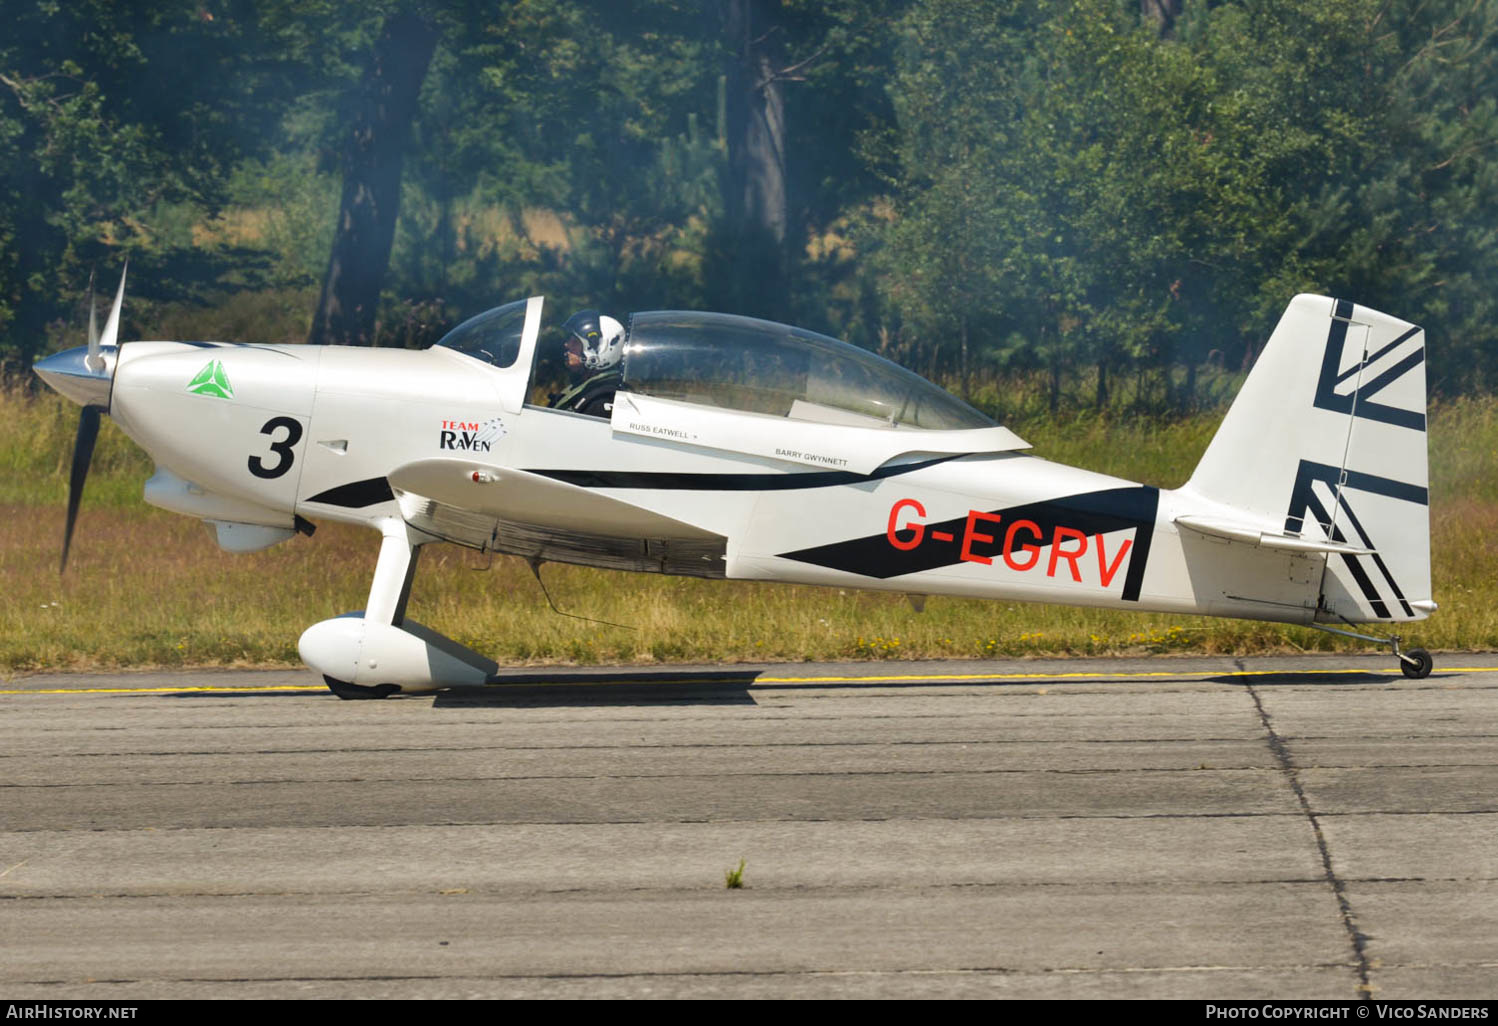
xmin=1182 ymin=295 xmax=1432 ymax=622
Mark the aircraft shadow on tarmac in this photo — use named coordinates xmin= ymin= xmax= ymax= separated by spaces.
xmin=434 ymin=669 xmax=763 ymax=708
xmin=149 ymin=666 xmax=1414 ymax=705
xmin=1204 ymin=670 xmax=1398 ymax=686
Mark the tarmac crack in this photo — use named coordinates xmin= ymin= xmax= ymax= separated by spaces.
xmin=1247 ymin=684 xmax=1373 ymax=1001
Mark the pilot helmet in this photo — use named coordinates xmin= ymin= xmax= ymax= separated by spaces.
xmin=562 ymin=309 xmax=625 ymax=371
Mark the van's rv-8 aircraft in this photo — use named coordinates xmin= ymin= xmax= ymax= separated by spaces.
xmin=35 ymin=269 xmax=1437 ymax=698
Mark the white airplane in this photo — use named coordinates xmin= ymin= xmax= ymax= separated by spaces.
xmin=35 ymin=269 xmax=1437 ymax=698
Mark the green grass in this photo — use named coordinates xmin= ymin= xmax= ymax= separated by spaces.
xmin=0 ymin=383 xmax=154 ymax=508
xmin=3 ymin=381 xmax=1495 ymax=672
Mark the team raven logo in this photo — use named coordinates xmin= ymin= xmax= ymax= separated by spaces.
xmin=439 ymin=416 xmax=506 ymax=453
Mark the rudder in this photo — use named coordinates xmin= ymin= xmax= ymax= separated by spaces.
xmin=1182 ymin=295 xmax=1432 ymax=623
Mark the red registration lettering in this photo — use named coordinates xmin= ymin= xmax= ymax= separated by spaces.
xmin=1002 ymin=519 xmax=1043 ymax=571
xmin=960 ymin=510 xmax=1003 ymax=564
xmin=1046 ymin=526 xmax=1089 ymax=581
xmin=887 ymin=500 xmax=1133 ymax=590
xmin=1095 ymin=534 xmax=1133 ymax=588
xmin=887 ymin=498 xmax=927 ymax=551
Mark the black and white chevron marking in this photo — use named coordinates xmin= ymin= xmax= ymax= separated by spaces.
xmin=1314 ymin=298 xmax=1425 ymax=431
xmin=1283 ymin=459 xmax=1427 ymax=619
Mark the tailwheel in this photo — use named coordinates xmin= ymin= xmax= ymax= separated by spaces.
xmin=324 ymin=676 xmax=401 ymax=700
xmin=1309 ymin=623 xmax=1434 ymax=680
xmin=1399 ymin=648 xmax=1433 ymax=680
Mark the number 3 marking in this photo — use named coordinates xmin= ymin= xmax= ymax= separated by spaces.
xmin=249 ymin=416 xmax=303 ymax=479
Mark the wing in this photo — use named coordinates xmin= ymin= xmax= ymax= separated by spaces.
xmin=388 ymin=458 xmax=726 ymax=577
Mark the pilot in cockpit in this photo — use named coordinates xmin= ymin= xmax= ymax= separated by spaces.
xmin=550 ymin=309 xmax=625 ymax=418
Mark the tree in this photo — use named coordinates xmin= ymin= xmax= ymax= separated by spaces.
xmin=1141 ymin=0 xmax=1183 ymax=36
xmin=702 ymin=0 xmax=909 ymax=330
xmin=0 ymin=0 xmax=362 ymax=367
xmin=715 ymin=0 xmax=790 ymax=320
xmin=384 ymin=0 xmax=722 ymax=329
xmin=1319 ymin=0 xmax=1498 ymax=395
xmin=872 ymin=0 xmax=1498 ymax=410
xmin=307 ymin=8 xmax=438 ymax=347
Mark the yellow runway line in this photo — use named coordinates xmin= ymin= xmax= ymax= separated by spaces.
xmin=0 ymin=684 xmax=328 ymax=695
xmin=0 ymin=665 xmax=1492 ymax=696
xmin=757 ymin=667 xmax=1497 ymax=684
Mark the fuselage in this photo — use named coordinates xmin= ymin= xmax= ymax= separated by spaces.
xmin=98 ymin=337 xmax=1333 ymax=626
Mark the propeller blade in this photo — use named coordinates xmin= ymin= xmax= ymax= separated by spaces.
xmin=61 ymin=405 xmax=101 ymax=574
xmin=86 ymin=272 xmax=99 ymax=353
xmin=97 ymin=260 xmax=127 ymax=353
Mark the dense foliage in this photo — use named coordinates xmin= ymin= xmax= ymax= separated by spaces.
xmin=3 ymin=0 xmax=1496 ymax=410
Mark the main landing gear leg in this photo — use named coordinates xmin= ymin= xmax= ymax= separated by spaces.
xmin=298 ymin=518 xmax=498 ymax=698
xmin=1307 ymin=622 xmax=1433 ymax=680
xmin=326 ymin=522 xmax=421 ymax=700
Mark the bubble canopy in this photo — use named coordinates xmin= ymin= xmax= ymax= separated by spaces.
xmin=436 ymin=301 xmax=995 ymax=432
xmin=619 ymin=311 xmax=993 ymax=431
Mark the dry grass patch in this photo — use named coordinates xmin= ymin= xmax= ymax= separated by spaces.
xmin=2 ymin=501 xmax=1474 ymax=673
xmin=3 ymin=384 xmax=1492 ymax=671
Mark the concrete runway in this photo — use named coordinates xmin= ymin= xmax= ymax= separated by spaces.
xmin=2 ymin=654 xmax=1495 ymax=999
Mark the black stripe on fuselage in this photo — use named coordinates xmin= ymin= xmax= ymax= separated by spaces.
xmin=527 ymin=455 xmax=959 ymax=492
xmin=171 ymin=341 xmax=303 ymax=358
xmin=305 ymin=477 xmax=395 ymax=508
xmin=776 ymin=486 xmax=1160 ymax=601
xmin=309 ymin=457 xmax=958 ymax=511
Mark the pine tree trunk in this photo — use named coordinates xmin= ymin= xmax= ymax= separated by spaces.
xmin=1141 ymin=0 xmax=1183 ymax=37
xmin=307 ymin=11 xmax=438 ymax=347
xmin=719 ymin=0 xmax=789 ymax=318
xmin=959 ymin=317 xmax=970 ymax=397
xmin=1049 ymin=349 xmax=1062 ymax=414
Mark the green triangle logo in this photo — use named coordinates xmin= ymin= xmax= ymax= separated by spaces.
xmin=187 ymin=359 xmax=234 ymax=399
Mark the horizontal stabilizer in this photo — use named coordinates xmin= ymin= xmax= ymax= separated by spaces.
xmin=1173 ymin=515 xmax=1374 ymax=556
